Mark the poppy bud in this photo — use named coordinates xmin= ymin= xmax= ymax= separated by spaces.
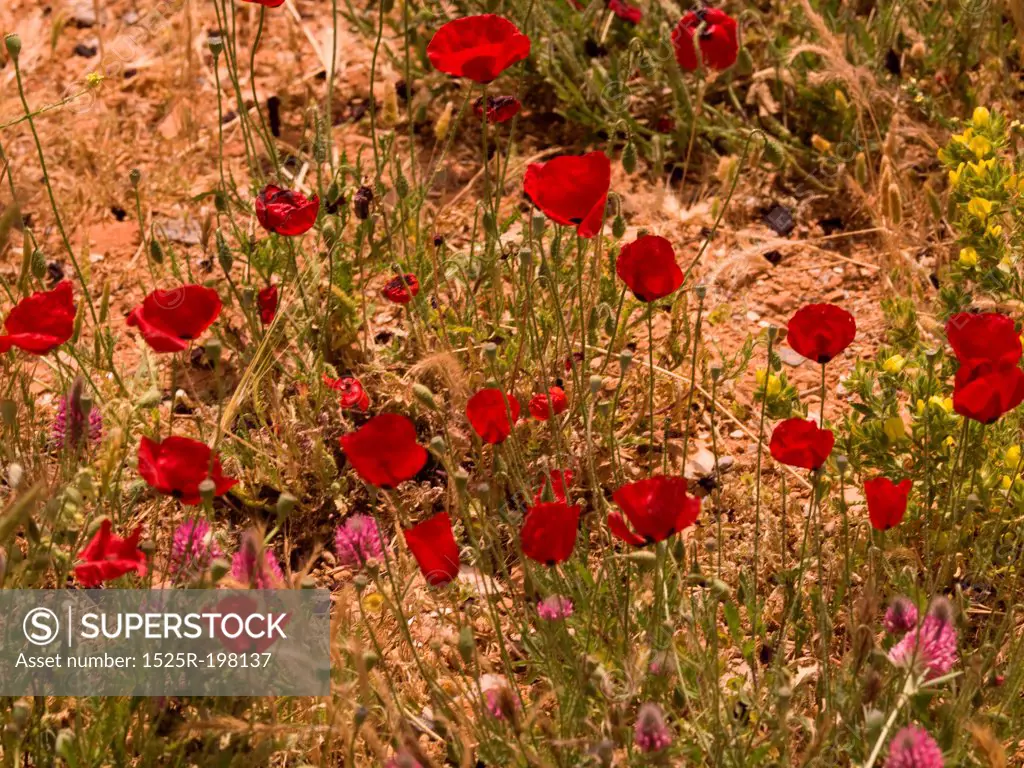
xmin=353 ymin=186 xmax=373 ymax=220
xmin=149 ymin=238 xmax=163 ymax=264
xmin=531 ymin=215 xmax=546 ymax=237
xmin=353 ymin=705 xmax=369 ymax=727
xmin=353 ymin=574 xmax=368 ymax=593
xmin=695 ymin=284 xmax=707 ymax=300
xmin=204 ymin=338 xmax=222 ymax=368
xmin=622 ymin=141 xmax=637 ymax=174
xmin=429 ymin=435 xmax=446 ymax=455
xmin=276 ymin=492 xmax=297 ymax=520
xmin=483 ymin=342 xmax=497 ymax=362
xmin=853 ymin=152 xmax=868 ymax=186
xmin=433 ymin=233 xmax=445 ymax=248
xmin=589 ymin=375 xmax=603 ymax=394
xmin=458 ymin=625 xmax=475 ymax=664
xmin=413 ymin=383 xmax=438 ymax=411
xmin=361 ymin=650 xmax=379 ymax=670
xmin=619 ymin=348 xmax=633 ymax=372
xmin=129 ymin=168 xmax=141 ymax=187
xmin=835 ymin=454 xmax=849 ymax=474
xmin=454 ymin=469 xmax=469 ymax=493
xmin=395 ymin=172 xmax=409 ymax=199
xmin=30 ymin=251 xmax=46 ymax=280
xmin=5 ymin=34 xmax=21 ymax=61
xmin=612 ymin=215 xmax=626 ymax=238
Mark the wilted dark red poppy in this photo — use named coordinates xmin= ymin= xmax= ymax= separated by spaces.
xmin=213 ymin=595 xmax=289 ymax=654
xmin=946 ymin=312 xmax=1021 ymax=367
xmin=340 ymin=413 xmax=427 ymax=487
xmin=426 ymin=15 xmax=531 ymax=84
xmin=255 ymin=185 xmax=319 ymax=236
xmin=126 ymin=285 xmax=222 ymax=353
xmin=74 ymin=519 xmax=147 ymax=587
xmin=533 ymin=469 xmax=574 ymax=505
xmin=138 ymin=435 xmax=238 ymax=505
xmin=524 ymin=151 xmax=611 ymax=239
xmin=466 ymin=388 xmax=521 ymax=444
xmin=786 ymin=303 xmax=856 ymax=363
xmin=257 ymin=285 xmax=278 ymax=324
xmin=769 ymin=418 xmax=834 ymax=471
xmin=241 ymin=0 xmax=285 ymax=7
xmin=404 ymin=512 xmax=460 ymax=586
xmin=473 ymin=95 xmax=522 ymax=123
xmin=607 ymin=0 xmax=642 ymax=23
xmin=953 ymin=363 xmax=1024 ymax=424
xmin=528 ymin=386 xmax=569 ymax=420
xmin=324 ymin=374 xmax=370 ymax=411
xmin=616 ymin=235 xmax=685 ymax=302
xmin=672 ymin=8 xmax=739 ymax=72
xmin=864 ymin=477 xmax=912 ymax=531
xmin=0 ymin=281 xmax=76 ymax=355
xmin=382 ymin=274 xmax=420 ymax=305
xmin=520 ymin=501 xmax=582 ymax=565
xmin=609 ymin=475 xmax=700 ymax=547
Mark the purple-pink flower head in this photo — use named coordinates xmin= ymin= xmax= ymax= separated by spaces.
xmin=884 ymin=725 xmax=944 ymax=768
xmin=484 ymin=686 xmax=519 ymax=722
xmin=169 ymin=519 xmax=222 ymax=576
xmin=634 ymin=703 xmax=672 ymax=753
xmin=537 ymin=594 xmax=574 ymax=621
xmin=231 ymin=531 xmax=284 ymax=588
xmin=384 ymin=753 xmax=423 ymax=768
xmin=335 ymin=514 xmax=385 ymax=569
xmin=884 ymin=596 xmax=919 ymax=635
xmin=888 ymin=600 xmax=958 ymax=678
xmin=52 ymin=377 xmax=102 ymax=450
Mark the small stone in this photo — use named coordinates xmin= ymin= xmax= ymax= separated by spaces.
xmin=746 ymin=310 xmax=761 ymax=322
xmin=73 ymin=42 xmax=98 ymax=58
xmin=763 ymin=204 xmax=795 ymax=236
xmin=67 ymin=0 xmax=98 ymax=27
xmin=778 ymin=348 xmax=806 ymax=367
xmin=729 ymin=430 xmax=744 ymax=439
xmin=717 ymin=456 xmax=736 ymax=473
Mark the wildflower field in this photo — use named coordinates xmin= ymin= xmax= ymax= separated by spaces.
xmin=1 ymin=0 xmax=1024 ymax=764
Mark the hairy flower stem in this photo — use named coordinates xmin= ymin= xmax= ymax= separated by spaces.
xmin=647 ymin=304 xmax=656 ymax=472
xmin=751 ymin=329 xmax=775 ymax=651
xmin=862 ymin=675 xmax=916 ymax=768
xmin=816 ymin=362 xmax=832 ymax=707
xmin=679 ymin=289 xmax=705 ymax=470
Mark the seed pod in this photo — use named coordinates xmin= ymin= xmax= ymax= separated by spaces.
xmin=612 ymin=214 xmax=626 ymax=239
xmin=5 ymin=34 xmax=21 ymax=60
xmin=413 ymin=383 xmax=438 ymax=411
xmin=887 ymin=183 xmax=903 ymax=225
xmin=149 ymin=237 xmax=163 ymax=264
xmin=458 ymin=625 xmax=475 ymax=664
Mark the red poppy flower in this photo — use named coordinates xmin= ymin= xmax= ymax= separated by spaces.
xmin=466 ymin=388 xmax=521 ymax=444
xmin=533 ymin=469 xmax=574 ymax=505
xmin=786 ymin=303 xmax=857 ymax=364
xmin=616 ymin=235 xmax=685 ymax=302
xmin=528 ymin=386 xmax=569 ymax=420
xmin=340 ymin=414 xmax=427 ymax=488
xmin=426 ymin=15 xmax=531 ymax=84
xmin=257 ymin=285 xmax=278 ymax=324
xmin=609 ymin=475 xmax=700 ymax=547
xmin=255 ymin=185 xmax=319 ymax=236
xmin=769 ymin=418 xmax=834 ymax=471
xmin=382 ymin=274 xmax=420 ymax=305
xmin=0 ymin=281 xmax=76 ymax=355
xmin=945 ymin=312 xmax=1021 ymax=367
xmin=324 ymin=374 xmax=370 ymax=411
xmin=520 ymin=501 xmax=582 ymax=565
xmin=241 ymin=0 xmax=285 ymax=6
xmin=607 ymin=0 xmax=642 ymax=23
xmin=864 ymin=477 xmax=912 ymax=531
xmin=126 ymin=285 xmax=222 ymax=353
xmin=473 ymin=95 xmax=522 ymax=123
xmin=671 ymin=8 xmax=739 ymax=72
xmin=138 ymin=435 xmax=238 ymax=505
xmin=74 ymin=519 xmax=147 ymax=587
xmin=524 ymin=151 xmax=611 ymax=239
xmin=952 ymin=363 xmax=1024 ymax=424
xmin=404 ymin=512 xmax=460 ymax=586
